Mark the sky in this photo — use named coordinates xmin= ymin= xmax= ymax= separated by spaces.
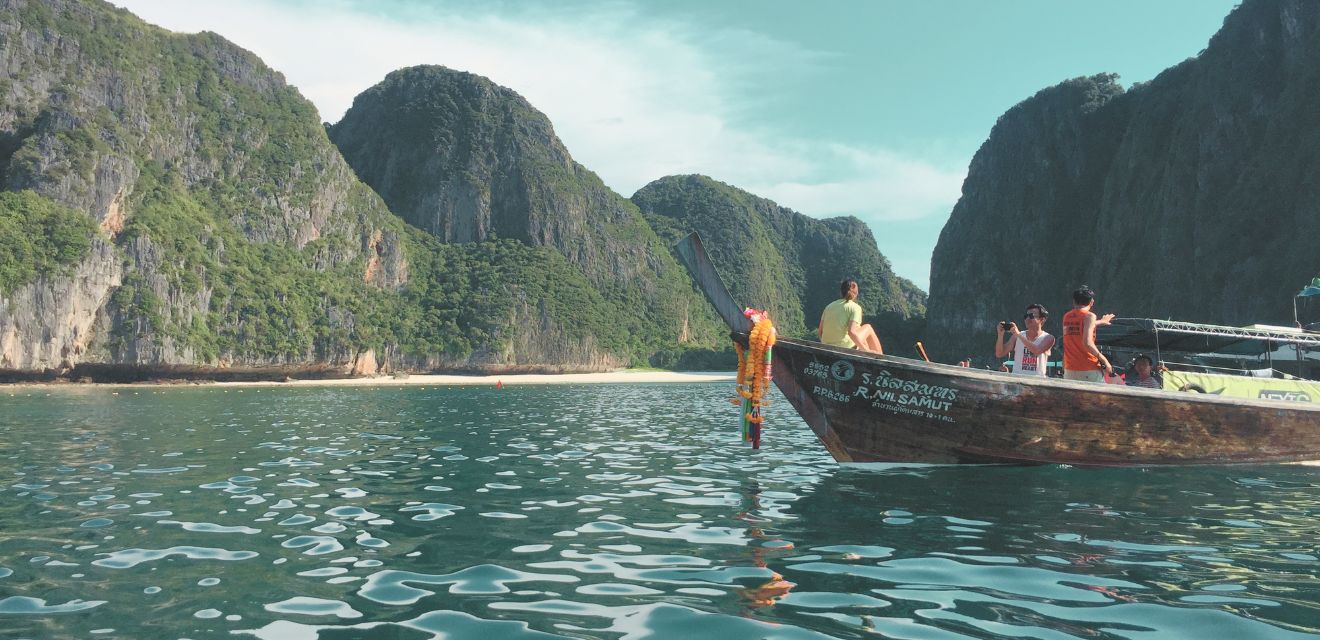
xmin=114 ymin=0 xmax=1239 ymax=290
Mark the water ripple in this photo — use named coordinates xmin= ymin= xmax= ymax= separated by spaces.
xmin=157 ymin=520 xmax=261 ymax=534
xmin=91 ymin=546 xmax=259 ymax=569
xmin=264 ymin=596 xmax=363 ymax=618
xmin=0 ymin=596 xmax=106 ymax=614
xmin=2 ymin=384 xmax=1317 ymax=639
xmin=358 ymin=565 xmax=580 ymax=604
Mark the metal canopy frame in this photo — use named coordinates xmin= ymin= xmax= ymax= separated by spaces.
xmin=1097 ymin=318 xmax=1320 ymax=363
xmin=1139 ymin=319 xmax=1320 ymax=347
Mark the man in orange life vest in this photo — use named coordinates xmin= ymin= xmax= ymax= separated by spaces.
xmin=1061 ymin=285 xmax=1114 ymax=383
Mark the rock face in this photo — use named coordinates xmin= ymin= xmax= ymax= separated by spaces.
xmin=330 ymin=67 xmax=557 ymax=245
xmin=634 ymin=175 xmax=926 ymax=349
xmin=0 ymin=0 xmax=916 ymax=376
xmin=928 ymin=0 xmax=1320 ymax=362
xmin=0 ymin=0 xmax=682 ymax=376
xmin=0 ymin=237 xmax=121 ymax=370
xmin=330 ymin=66 xmax=722 ymax=361
xmin=0 ymin=0 xmax=413 ymax=373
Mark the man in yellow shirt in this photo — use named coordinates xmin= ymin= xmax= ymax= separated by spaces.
xmin=817 ymin=280 xmax=883 ymax=354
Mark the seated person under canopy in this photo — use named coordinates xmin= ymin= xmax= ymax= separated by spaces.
xmin=818 ymin=279 xmax=884 ymax=354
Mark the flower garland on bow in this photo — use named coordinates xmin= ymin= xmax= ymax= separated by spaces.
xmin=733 ymin=308 xmax=776 ymax=447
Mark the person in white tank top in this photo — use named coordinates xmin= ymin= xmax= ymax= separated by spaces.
xmin=994 ymin=304 xmax=1056 ymax=377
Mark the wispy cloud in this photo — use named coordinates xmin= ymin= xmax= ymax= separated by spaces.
xmin=115 ymin=0 xmax=964 ymax=285
xmin=747 ymin=144 xmax=965 ymax=221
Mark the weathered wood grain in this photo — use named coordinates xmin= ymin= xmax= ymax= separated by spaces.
xmin=771 ymin=338 xmax=1320 ymax=465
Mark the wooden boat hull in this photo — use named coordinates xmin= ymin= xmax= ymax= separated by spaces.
xmin=673 ymin=232 xmax=1320 ymax=465
xmin=771 ymin=338 xmax=1320 ymax=465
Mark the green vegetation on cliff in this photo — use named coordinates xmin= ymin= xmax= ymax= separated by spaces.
xmin=105 ymin=156 xmax=628 ymax=364
xmin=1 ymin=0 xmax=899 ymax=372
xmin=634 ymin=175 xmax=927 ymax=350
xmin=330 ymin=66 xmax=726 ymax=366
xmin=0 ymin=0 xmax=665 ymax=371
xmin=0 ymin=190 xmax=96 ymax=293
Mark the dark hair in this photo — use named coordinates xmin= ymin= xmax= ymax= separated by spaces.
xmin=1072 ymin=286 xmax=1095 ymax=306
xmin=1133 ymin=354 xmax=1153 ymax=366
xmin=840 ymin=279 xmax=858 ymax=298
xmin=1025 ymin=303 xmax=1048 ymax=319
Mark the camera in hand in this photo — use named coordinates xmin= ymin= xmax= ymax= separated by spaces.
xmin=999 ymin=321 xmax=1013 ymax=330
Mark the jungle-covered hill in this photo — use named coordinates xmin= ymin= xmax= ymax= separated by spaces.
xmin=327 ymin=66 xmax=726 ymax=369
xmin=0 ymin=0 xmax=920 ymax=378
xmin=0 ymin=0 xmax=711 ymax=376
xmin=634 ymin=174 xmax=927 ymax=351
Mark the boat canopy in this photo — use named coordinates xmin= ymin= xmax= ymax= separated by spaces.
xmin=1160 ymin=369 xmax=1320 ymax=403
xmin=1097 ymin=318 xmax=1320 ymax=357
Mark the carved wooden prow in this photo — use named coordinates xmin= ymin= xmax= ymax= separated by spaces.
xmin=674 ymin=233 xmax=752 ymax=334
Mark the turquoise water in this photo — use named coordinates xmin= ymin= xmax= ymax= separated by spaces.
xmin=1 ymin=383 xmax=1317 ymax=639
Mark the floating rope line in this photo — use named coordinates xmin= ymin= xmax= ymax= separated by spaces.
xmin=732 ymin=308 xmax=776 ymax=449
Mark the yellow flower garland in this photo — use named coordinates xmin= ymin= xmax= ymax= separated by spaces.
xmin=730 ymin=342 xmax=747 ymax=406
xmin=735 ymin=311 xmax=776 ymax=424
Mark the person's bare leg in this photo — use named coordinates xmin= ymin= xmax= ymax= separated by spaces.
xmin=858 ymin=324 xmax=884 ymax=355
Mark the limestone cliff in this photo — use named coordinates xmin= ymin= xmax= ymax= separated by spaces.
xmin=329 ymin=66 xmax=723 ymax=360
xmin=0 ymin=0 xmax=644 ymax=377
xmin=0 ymin=0 xmax=412 ymax=372
xmin=928 ymin=0 xmax=1320 ymax=362
xmin=634 ymin=175 xmax=926 ymax=349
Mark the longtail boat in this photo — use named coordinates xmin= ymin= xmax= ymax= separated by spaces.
xmin=675 ymin=233 xmax=1320 ymax=465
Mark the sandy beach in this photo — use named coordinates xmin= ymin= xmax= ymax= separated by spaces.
xmin=221 ymin=370 xmax=736 ymax=388
xmin=4 ymin=370 xmax=735 ymax=391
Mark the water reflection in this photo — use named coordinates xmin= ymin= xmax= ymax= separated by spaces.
xmin=0 ymin=384 xmax=1316 ymax=638
xmin=785 ymin=465 xmax=1320 ymax=638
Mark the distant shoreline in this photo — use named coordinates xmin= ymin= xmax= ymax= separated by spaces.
xmin=2 ymin=370 xmax=735 ymax=390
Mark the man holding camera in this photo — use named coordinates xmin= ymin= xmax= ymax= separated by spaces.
xmin=1061 ymin=286 xmax=1114 ymax=383
xmin=994 ymin=304 xmax=1055 ymax=377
